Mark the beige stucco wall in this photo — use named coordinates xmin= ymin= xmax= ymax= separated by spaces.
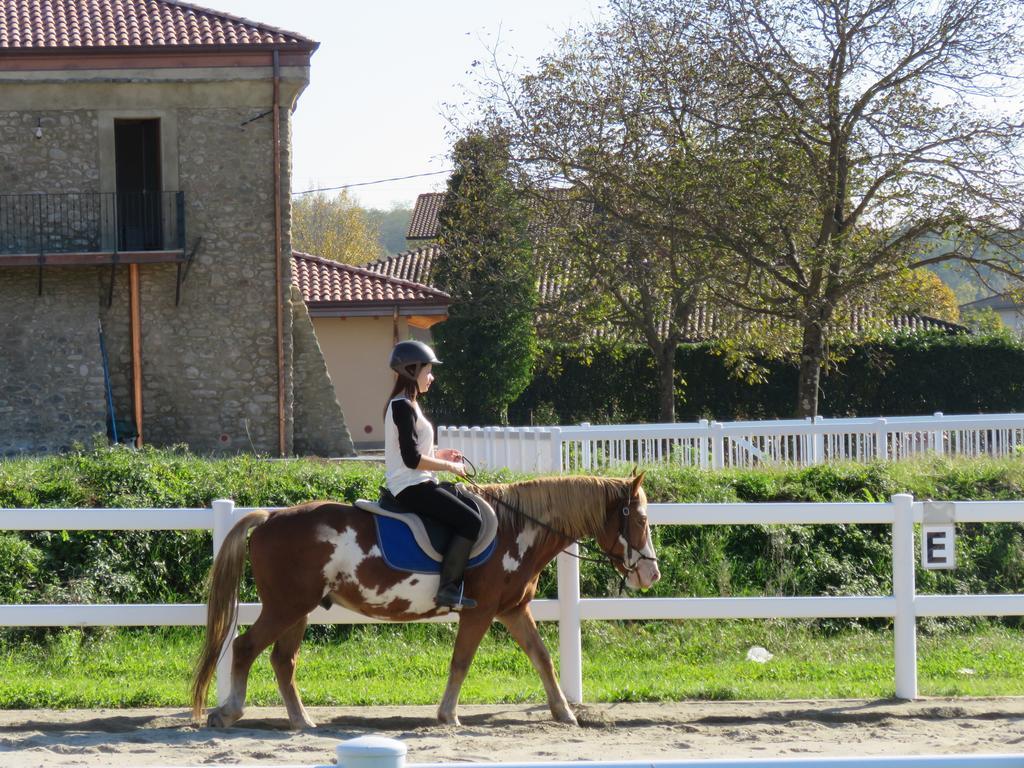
xmin=313 ymin=316 xmax=424 ymax=447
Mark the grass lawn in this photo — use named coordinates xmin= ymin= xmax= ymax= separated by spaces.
xmin=0 ymin=620 xmax=1021 ymax=709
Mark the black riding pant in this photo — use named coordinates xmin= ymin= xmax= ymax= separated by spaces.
xmin=396 ymin=481 xmax=482 ymax=541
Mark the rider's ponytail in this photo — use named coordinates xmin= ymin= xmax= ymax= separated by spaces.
xmin=382 ymin=372 xmax=418 ymax=419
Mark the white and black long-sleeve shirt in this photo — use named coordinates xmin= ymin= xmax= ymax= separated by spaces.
xmin=384 ymin=396 xmax=435 ymax=495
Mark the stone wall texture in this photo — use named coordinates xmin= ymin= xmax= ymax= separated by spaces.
xmin=290 ymin=286 xmax=354 ymax=456
xmin=0 ymin=269 xmax=107 ymax=455
xmin=130 ymin=105 xmax=288 ymax=454
xmin=0 ymin=79 xmax=345 ymax=457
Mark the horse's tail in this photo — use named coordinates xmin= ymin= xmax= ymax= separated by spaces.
xmin=190 ymin=509 xmax=270 ymax=722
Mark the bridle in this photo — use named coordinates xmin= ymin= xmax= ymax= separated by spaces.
xmin=460 ymin=458 xmax=658 ymax=584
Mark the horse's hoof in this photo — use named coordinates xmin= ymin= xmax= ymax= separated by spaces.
xmin=554 ymin=709 xmax=579 ymax=726
xmin=437 ymin=711 xmax=461 ymax=726
xmin=207 ymin=710 xmax=227 ymax=728
xmin=207 ymin=708 xmax=238 ymax=728
xmin=289 ymin=717 xmax=317 ymax=731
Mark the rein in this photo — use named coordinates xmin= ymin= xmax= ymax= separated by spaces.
xmin=459 ymin=458 xmax=658 ymax=584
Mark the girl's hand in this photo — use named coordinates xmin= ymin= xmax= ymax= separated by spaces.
xmin=446 ymin=461 xmax=467 ymax=477
xmin=436 ymin=448 xmax=463 ymax=462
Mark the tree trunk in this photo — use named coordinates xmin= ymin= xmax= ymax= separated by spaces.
xmin=655 ymin=340 xmax=678 ymax=422
xmin=796 ymin=320 xmax=826 ymax=418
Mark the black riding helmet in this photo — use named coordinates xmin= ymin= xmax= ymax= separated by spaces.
xmin=389 ymin=340 xmax=441 ymax=380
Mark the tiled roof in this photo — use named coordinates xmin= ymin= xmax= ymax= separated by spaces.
xmin=960 ymin=292 xmax=1022 ymax=311
xmin=0 ymin=0 xmax=315 ymax=49
xmin=291 ymin=251 xmax=449 ymax=308
xmin=361 ymin=247 xmax=966 ymax=340
xmin=365 ymin=245 xmax=439 ymax=286
xmin=405 ymin=188 xmax=586 ymax=242
xmin=874 ymin=314 xmax=967 ymax=334
xmin=367 ymin=244 xmax=572 ymax=305
xmin=406 ymin=192 xmax=445 ymax=240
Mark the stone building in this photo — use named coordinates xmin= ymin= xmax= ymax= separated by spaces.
xmin=0 ymin=0 xmax=353 ymax=457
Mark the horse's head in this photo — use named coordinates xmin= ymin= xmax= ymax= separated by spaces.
xmin=597 ymin=472 xmax=661 ymax=590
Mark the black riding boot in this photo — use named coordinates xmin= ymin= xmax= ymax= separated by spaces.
xmin=436 ymin=535 xmax=478 ymax=610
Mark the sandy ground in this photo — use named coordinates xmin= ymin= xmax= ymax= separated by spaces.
xmin=1 ymin=699 xmax=1023 ymax=766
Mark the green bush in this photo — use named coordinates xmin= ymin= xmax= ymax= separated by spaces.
xmin=0 ymin=447 xmax=1022 ymax=632
xmin=508 ymin=331 xmax=1024 ymax=424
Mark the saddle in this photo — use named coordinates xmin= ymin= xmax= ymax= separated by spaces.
xmin=353 ymin=483 xmax=498 ymax=574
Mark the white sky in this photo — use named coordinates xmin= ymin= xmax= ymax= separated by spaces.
xmin=204 ymin=1 xmax=604 ymax=210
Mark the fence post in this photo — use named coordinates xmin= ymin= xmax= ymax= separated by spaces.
xmin=710 ymin=421 xmax=725 ymax=469
xmin=557 ymin=545 xmax=583 ymax=704
xmin=500 ymin=427 xmax=509 ymax=468
xmin=211 ymin=498 xmax=237 ymax=707
xmin=336 ymin=736 xmax=407 ymax=768
xmin=892 ymin=493 xmax=917 ymax=700
xmin=470 ymin=427 xmax=482 ymax=468
xmin=580 ymin=423 xmax=592 ymax=470
xmin=482 ymin=427 xmax=493 ymax=469
xmin=698 ymin=419 xmax=709 ymax=469
xmin=933 ymin=412 xmax=945 ymax=456
xmin=549 ymin=427 xmax=563 ymax=473
xmin=812 ymin=417 xmax=825 ymax=465
xmin=876 ymin=418 xmax=889 ymax=461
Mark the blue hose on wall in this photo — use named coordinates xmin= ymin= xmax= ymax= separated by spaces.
xmin=97 ymin=319 xmax=119 ymax=444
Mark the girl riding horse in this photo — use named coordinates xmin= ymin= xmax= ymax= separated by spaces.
xmin=383 ymin=340 xmax=479 ymax=610
xmin=191 ymin=342 xmax=660 ymax=729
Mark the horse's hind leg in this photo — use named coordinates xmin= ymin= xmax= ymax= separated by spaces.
xmin=437 ymin=612 xmax=492 ymax=725
xmin=208 ymin=609 xmax=299 ymax=728
xmin=499 ymin=605 xmax=577 ymax=725
xmin=271 ymin=615 xmax=315 ymax=730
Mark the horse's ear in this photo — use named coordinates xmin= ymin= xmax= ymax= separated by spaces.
xmin=630 ymin=470 xmax=646 ymax=496
xmin=630 ymin=465 xmax=639 ymax=477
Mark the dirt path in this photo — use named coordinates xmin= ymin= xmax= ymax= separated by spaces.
xmin=1 ymin=699 xmax=1023 ymax=766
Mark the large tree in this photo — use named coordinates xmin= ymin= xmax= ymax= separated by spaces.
xmin=431 ymin=133 xmax=538 ymax=425
xmin=676 ymin=0 xmax=1024 ymax=416
xmin=473 ymin=7 xmax=725 ymax=421
xmin=292 ymin=190 xmax=384 ymax=265
xmin=478 ymin=0 xmax=1024 ymax=418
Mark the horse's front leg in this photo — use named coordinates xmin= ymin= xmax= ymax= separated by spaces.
xmin=437 ymin=612 xmax=492 ymax=725
xmin=498 ymin=604 xmax=578 ymax=725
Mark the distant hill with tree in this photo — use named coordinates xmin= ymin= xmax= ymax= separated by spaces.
xmin=365 ymin=205 xmax=413 ymax=255
xmin=292 ymin=192 xmax=414 ymax=263
xmin=292 ymin=191 xmax=384 ymax=264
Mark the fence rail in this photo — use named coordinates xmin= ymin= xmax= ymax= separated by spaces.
xmin=438 ymin=412 xmax=1024 ymax=472
xmin=1 ymin=496 xmax=1022 ymax=706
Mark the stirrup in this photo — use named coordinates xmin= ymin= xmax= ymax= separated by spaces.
xmin=436 ymin=582 xmax=477 ymax=611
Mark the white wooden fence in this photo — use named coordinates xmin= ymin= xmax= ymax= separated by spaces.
xmin=333 ymin=736 xmax=1024 ymax=768
xmin=438 ymin=412 xmax=1024 ymax=472
xmin=0 ymin=496 xmax=1022 ymax=706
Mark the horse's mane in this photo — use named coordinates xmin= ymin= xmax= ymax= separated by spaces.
xmin=480 ymin=476 xmax=631 ymax=543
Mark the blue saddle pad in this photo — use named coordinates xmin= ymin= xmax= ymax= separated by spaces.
xmin=372 ymin=514 xmax=497 ymax=574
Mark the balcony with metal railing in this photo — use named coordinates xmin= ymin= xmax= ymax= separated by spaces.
xmin=0 ymin=191 xmax=186 ymax=266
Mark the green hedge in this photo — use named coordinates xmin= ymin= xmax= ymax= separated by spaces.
xmin=505 ymin=332 xmax=1024 ymax=424
xmin=1 ymin=446 xmax=1022 ymax=632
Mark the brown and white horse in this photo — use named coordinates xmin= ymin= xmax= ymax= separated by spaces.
xmin=191 ymin=473 xmax=660 ymax=729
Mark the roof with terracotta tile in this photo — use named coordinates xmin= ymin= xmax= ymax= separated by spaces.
xmin=960 ymin=292 xmax=1023 ymax=311
xmin=406 ymin=192 xmax=445 ymax=240
xmin=291 ymin=251 xmax=449 ymax=309
xmin=361 ymin=247 xmax=967 ymax=340
xmin=0 ymin=0 xmax=315 ymax=49
xmin=365 ymin=245 xmax=440 ymax=286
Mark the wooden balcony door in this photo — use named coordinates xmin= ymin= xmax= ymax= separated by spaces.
xmin=114 ymin=119 xmax=163 ymax=251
